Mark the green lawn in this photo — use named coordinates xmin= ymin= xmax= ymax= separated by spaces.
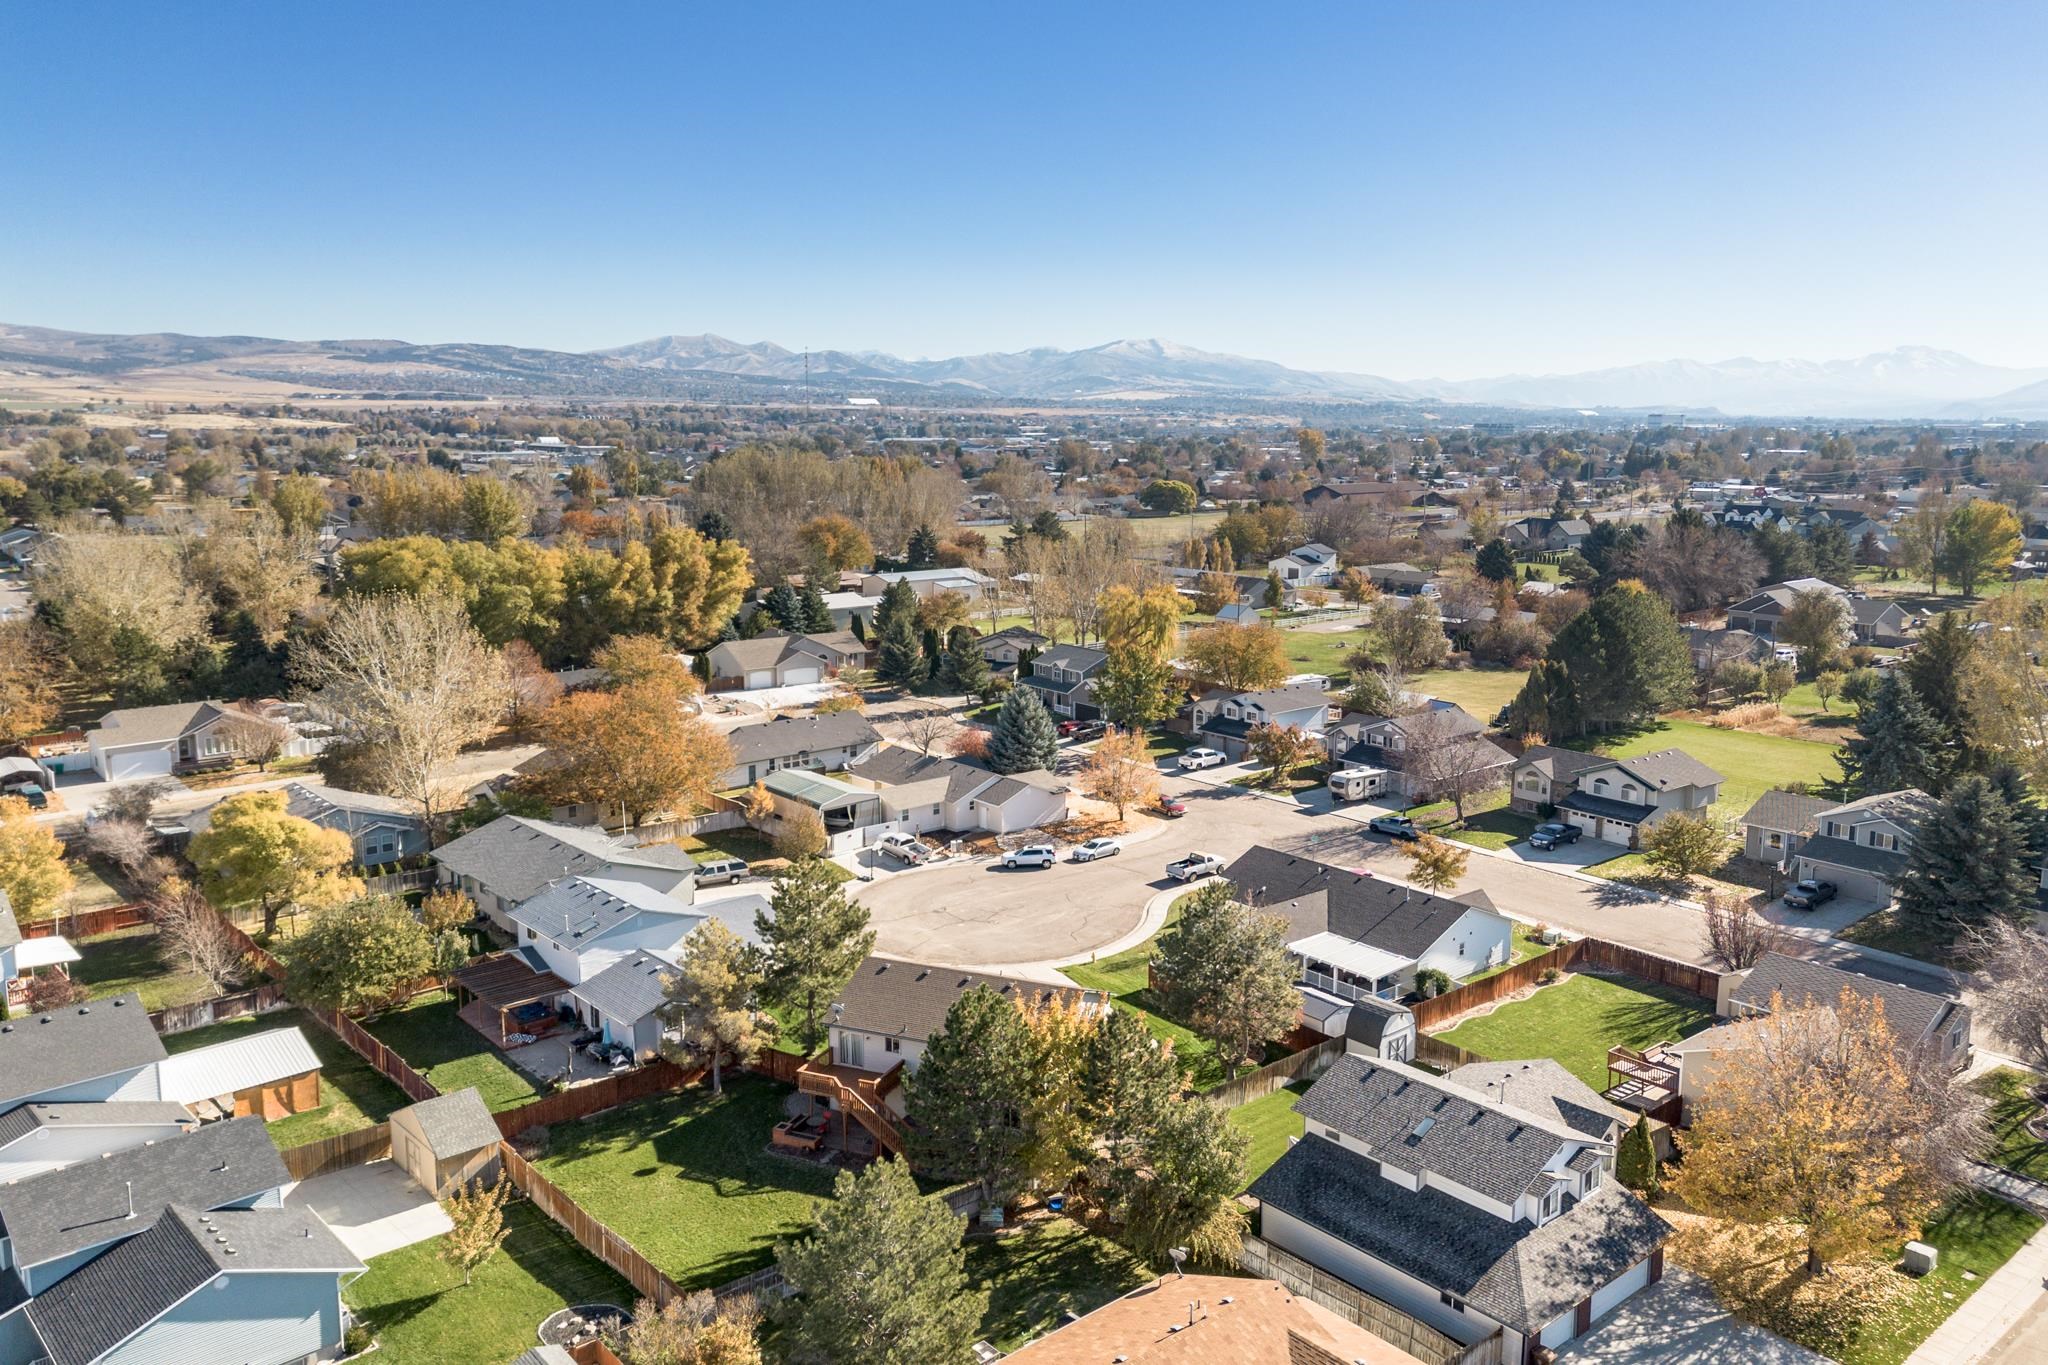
xmin=1060 ymin=904 xmax=1283 ymax=1091
xmin=1430 ymin=971 xmax=1716 ymax=1090
xmin=1462 ymin=922 xmax=1552 ymax=982
xmin=1442 ymin=808 xmax=1540 ymax=851
xmin=1281 ymin=627 xmax=1368 ymax=681
xmin=344 ymin=1199 xmax=633 ymax=1365
xmin=70 ymin=925 xmax=219 ymax=1011
xmin=1406 ymin=667 xmax=1530 ymax=719
xmin=163 ymin=1008 xmax=411 ymax=1147
xmin=966 ymin=1218 xmax=1155 ymax=1352
xmin=1836 ymin=908 xmax=1964 ymax=967
xmin=365 ymin=991 xmax=548 ymax=1113
xmin=1980 ymin=1069 xmax=2048 ymax=1181
xmin=39 ymin=857 xmax=130 ymax=924
xmin=534 ymin=1076 xmax=837 ymax=1290
xmin=1588 ymin=718 xmax=1842 ymax=825
xmin=1227 ymin=1079 xmax=1312 ymax=1188
xmin=1835 ymin=1194 xmax=2044 ymax=1365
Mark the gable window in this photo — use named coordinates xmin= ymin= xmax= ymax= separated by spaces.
xmin=1439 ymin=1291 xmax=1465 ymax=1313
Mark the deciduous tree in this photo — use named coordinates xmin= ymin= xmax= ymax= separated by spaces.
xmin=1640 ymin=812 xmax=1730 ymax=884
xmin=661 ymin=920 xmax=764 ymax=1093
xmin=0 ymin=620 xmax=59 ymax=744
xmin=1374 ymin=595 xmax=1450 ymax=677
xmin=1078 ymin=728 xmax=1160 ymax=821
xmin=287 ymin=894 xmax=434 ymax=1013
xmin=1777 ymin=589 xmax=1850 ymax=673
xmin=1154 ymin=881 xmax=1299 ymax=1078
xmin=440 ymin=1174 xmax=513 ymax=1287
xmin=1121 ymin=1096 xmax=1249 ymax=1267
xmin=0 ymin=795 xmax=73 ymax=922
xmin=189 ymin=790 xmax=360 ymax=935
xmin=1703 ymin=892 xmax=1786 ymax=970
xmin=536 ymin=680 xmax=731 ymax=829
xmin=1401 ymin=834 xmax=1468 ymax=894
xmin=1939 ymin=500 xmax=2023 ymax=596
xmin=618 ymin=1290 xmax=762 ymax=1365
xmin=1244 ymin=723 xmax=1322 ymax=789
xmin=1181 ymin=622 xmax=1288 ymax=693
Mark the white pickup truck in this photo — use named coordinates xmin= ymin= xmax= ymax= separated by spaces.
xmin=877 ymin=832 xmax=941 ymax=865
xmin=1165 ymin=852 xmax=1226 ymax=882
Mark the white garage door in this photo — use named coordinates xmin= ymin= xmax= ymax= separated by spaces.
xmin=782 ymin=666 xmax=822 ymax=686
xmin=104 ymin=747 xmax=174 ymax=782
xmin=1566 ymin=810 xmax=1600 ymax=838
xmin=745 ymin=669 xmax=776 ymax=689
xmin=1590 ymin=1256 xmax=1653 ymax=1321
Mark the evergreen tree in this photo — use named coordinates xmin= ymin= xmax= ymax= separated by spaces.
xmin=797 ymin=581 xmax=834 ymax=634
xmin=1080 ymin=1007 xmax=1181 ymax=1211
xmin=986 ymin=686 xmax=1059 ymax=773
xmin=904 ymin=986 xmax=1035 ymax=1205
xmin=1526 ymin=584 xmax=1688 ymax=735
xmin=874 ymin=580 xmax=926 ymax=688
xmin=1475 ymin=537 xmax=1516 ymax=583
xmin=1029 ymin=508 xmax=1067 ymax=541
xmin=916 ymin=627 xmax=943 ymax=692
xmin=1896 ymin=775 xmax=2034 ymax=937
xmin=941 ymin=625 xmax=989 ymax=696
xmin=775 ymin=1158 xmax=987 ymax=1365
xmin=1154 ymin=881 xmax=1300 ymax=1078
xmin=1902 ymin=609 xmax=1974 ymax=745
xmin=695 ymin=510 xmax=735 ymax=542
xmin=1841 ymin=671 xmax=1948 ymax=796
xmin=755 ymin=858 xmax=876 ymax=1054
xmin=905 ymin=524 xmax=941 ymax=569
xmin=1808 ymin=517 xmax=1856 ymax=584
xmin=1617 ymin=1113 xmax=1659 ymax=1193
xmin=764 ymin=583 xmax=801 ymax=632
xmin=1263 ymin=570 xmax=1286 ymax=611
xmin=1985 ymin=763 xmax=2048 ymax=865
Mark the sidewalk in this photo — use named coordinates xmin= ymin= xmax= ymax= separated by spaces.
xmin=1905 ymin=1218 xmax=2048 ymax=1365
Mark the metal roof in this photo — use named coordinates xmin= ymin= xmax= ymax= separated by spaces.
xmin=154 ymin=1026 xmax=322 ymax=1106
xmin=1289 ymin=932 xmax=1414 ymax=984
xmin=762 ymin=768 xmax=868 ymax=806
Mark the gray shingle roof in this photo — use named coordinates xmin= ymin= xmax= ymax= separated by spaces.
xmin=1221 ymin=847 xmax=1496 ymax=961
xmin=1731 ymin=952 xmax=1960 ymax=1044
xmin=0 ymin=1101 xmax=193 ymax=1151
xmin=1795 ymin=834 xmax=1908 ymax=879
xmin=834 ymin=957 xmax=1097 ymax=1044
xmin=0 ymin=993 xmax=166 ymax=1116
xmin=1249 ymin=1136 xmax=1668 ymax=1332
xmin=509 ymin=875 xmax=695 ymax=944
xmin=1290 ymin=1055 xmax=1587 ymax=1206
xmin=1597 ymin=747 xmax=1723 ymax=791
xmin=1341 ymin=996 xmax=1412 ymax=1049
xmin=1514 ymin=745 xmax=1608 ymax=784
xmin=1032 ymin=644 xmax=1109 ymax=674
xmin=430 ymin=816 xmax=695 ymax=904
xmin=399 ymin=1087 xmax=503 ymax=1160
xmin=25 ymin=1204 xmax=361 ymax=1365
xmin=1557 ymin=791 xmax=1658 ymax=824
xmin=0 ymin=1117 xmax=288 ymax=1271
xmin=571 ymin=951 xmax=675 ymax=1025
xmin=849 ymin=747 xmax=1013 ymax=802
xmin=91 ymin=701 xmax=229 ymax=746
xmin=1740 ymin=789 xmax=1831 ymax=833
xmin=723 ymin=712 xmax=880 ymax=767
xmin=1445 ymin=1060 xmax=1629 ymax=1140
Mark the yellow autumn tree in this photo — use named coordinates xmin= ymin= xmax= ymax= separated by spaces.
xmin=1077 ymin=728 xmax=1160 ymax=823
xmin=0 ymin=794 xmax=73 ymax=921
xmin=1017 ymin=993 xmax=1101 ymax=1193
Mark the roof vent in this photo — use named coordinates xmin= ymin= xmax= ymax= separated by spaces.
xmin=77 ymin=1006 xmax=89 ymax=1015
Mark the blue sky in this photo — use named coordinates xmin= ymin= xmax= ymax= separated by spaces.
xmin=4 ymin=2 xmax=2044 ymax=376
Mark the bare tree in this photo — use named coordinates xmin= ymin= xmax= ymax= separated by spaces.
xmin=217 ymin=713 xmax=288 ymax=772
xmin=1398 ymin=708 xmax=1506 ymax=822
xmin=291 ymin=593 xmax=512 ymax=829
xmin=897 ymin=705 xmax=961 ymax=757
xmin=1702 ymin=892 xmax=1786 ymax=970
xmin=1967 ymin=917 xmax=2048 ymax=1072
xmin=99 ymin=777 xmax=175 ymax=826
xmin=83 ymin=818 xmax=158 ymax=878
xmin=152 ymin=878 xmax=247 ymax=993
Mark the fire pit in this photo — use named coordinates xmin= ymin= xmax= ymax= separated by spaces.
xmin=538 ymin=1304 xmax=633 ymax=1349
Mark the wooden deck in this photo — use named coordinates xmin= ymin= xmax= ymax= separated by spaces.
xmin=795 ymin=1056 xmax=905 ymax=1155
xmin=1604 ymin=1043 xmax=1683 ymax=1124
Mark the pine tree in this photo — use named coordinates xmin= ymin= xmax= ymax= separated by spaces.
xmin=1896 ymin=775 xmax=2034 ymax=937
xmin=1617 ymin=1113 xmax=1658 ymax=1193
xmin=986 ymin=686 xmax=1059 ymax=773
xmin=755 ymin=858 xmax=876 ymax=1054
xmin=1985 ymin=763 xmax=2048 ymax=865
xmin=1841 ymin=671 xmax=1948 ymax=796
xmin=1080 ymin=1007 xmax=1181 ymax=1211
xmin=1808 ymin=517 xmax=1856 ymax=583
xmin=1475 ymin=537 xmax=1515 ymax=583
xmin=906 ymin=524 xmax=941 ymax=569
xmin=1902 ymin=609 xmax=1974 ymax=745
xmin=904 ymin=986 xmax=1035 ymax=1204
xmin=918 ymin=626 xmax=943 ymax=692
xmin=874 ymin=580 xmax=925 ymax=688
xmin=763 ymin=583 xmax=801 ymax=632
xmin=775 ymin=1158 xmax=987 ymax=1365
xmin=797 ymin=581 xmax=834 ymax=634
xmin=941 ymin=625 xmax=989 ymax=697
xmin=1263 ymin=570 xmax=1286 ymax=611
xmin=1154 ymin=881 xmax=1300 ymax=1078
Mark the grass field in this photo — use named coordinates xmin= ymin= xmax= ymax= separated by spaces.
xmin=365 ymin=990 xmax=548 ymax=1112
xmin=1227 ymin=1078 xmax=1313 ymax=1188
xmin=1430 ymin=971 xmax=1716 ymax=1090
xmin=163 ymin=1008 xmax=411 ymax=1147
xmin=534 ymin=1076 xmax=837 ymax=1290
xmin=966 ymin=1219 xmax=1155 ymax=1352
xmin=954 ymin=510 xmax=1225 ymax=553
xmin=1406 ymin=667 xmax=1530 ymax=719
xmin=1837 ymin=1195 xmax=2044 ymax=1365
xmin=1589 ymin=718 xmax=1842 ymax=824
xmin=1281 ymin=627 xmax=1369 ymax=681
xmin=70 ymin=925 xmax=218 ymax=1011
xmin=344 ymin=1199 xmax=632 ymax=1365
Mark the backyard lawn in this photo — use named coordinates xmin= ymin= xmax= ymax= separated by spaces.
xmin=1406 ymin=667 xmax=1530 ymax=720
xmin=1227 ymin=1079 xmax=1312 ymax=1188
xmin=1280 ymin=626 xmax=1368 ymax=681
xmin=70 ymin=925 xmax=219 ymax=1011
xmin=162 ymin=1008 xmax=411 ymax=1147
xmin=1462 ymin=921 xmax=1552 ymax=982
xmin=1430 ymin=971 xmax=1716 ymax=1090
xmin=365 ymin=990 xmax=548 ymax=1112
xmin=534 ymin=1075 xmax=836 ymax=1291
xmin=966 ymin=1218 xmax=1155 ymax=1352
xmin=345 ymin=1199 xmax=632 ymax=1365
xmin=1588 ymin=719 xmax=1841 ymax=825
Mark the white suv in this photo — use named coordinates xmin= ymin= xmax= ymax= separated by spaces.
xmin=1178 ymin=747 xmax=1226 ymax=771
xmin=1003 ymin=843 xmax=1058 ymax=869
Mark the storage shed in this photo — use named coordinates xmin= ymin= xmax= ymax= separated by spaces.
xmin=154 ymin=1024 xmax=323 ymax=1121
xmin=389 ymin=1087 xmax=503 ymax=1197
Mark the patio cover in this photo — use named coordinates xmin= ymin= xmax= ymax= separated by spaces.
xmin=12 ymin=938 xmax=80 ymax=970
xmin=1288 ymin=932 xmax=1414 ymax=983
xmin=454 ymin=952 xmax=569 ymax=1009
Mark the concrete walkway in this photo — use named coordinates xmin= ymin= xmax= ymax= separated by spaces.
xmin=1905 ymin=1220 xmax=2048 ymax=1365
xmin=286 ymin=1160 xmax=451 ymax=1260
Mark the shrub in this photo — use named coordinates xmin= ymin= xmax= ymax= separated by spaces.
xmin=1413 ymin=967 xmax=1453 ymax=999
xmin=1538 ymin=966 xmax=1562 ymax=985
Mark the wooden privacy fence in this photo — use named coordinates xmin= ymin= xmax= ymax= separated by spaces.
xmin=492 ymin=1060 xmax=703 ymax=1137
xmin=216 ymin=915 xmax=289 ymax=980
xmin=748 ymin=1048 xmax=810 ymax=1086
xmin=1204 ymin=1037 xmax=1343 ymax=1109
xmin=501 ymin=1144 xmax=686 ymax=1309
xmin=23 ymin=903 xmax=148 ymax=938
xmin=1413 ymin=1032 xmax=1490 ymax=1073
xmin=283 ymin=1123 xmax=392 ymax=1181
xmin=307 ymin=1006 xmax=440 ymax=1103
xmin=1410 ymin=937 xmax=1722 ymax=1033
xmin=150 ymin=982 xmax=287 ymax=1035
xmin=1239 ymin=1233 xmax=1474 ymax=1365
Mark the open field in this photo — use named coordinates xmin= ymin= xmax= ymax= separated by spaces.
xmin=163 ymin=1008 xmax=412 ymax=1147
xmin=1430 ymin=971 xmax=1716 ymax=1090
xmin=1589 ymin=718 xmax=1842 ymax=824
xmin=1407 ymin=667 xmax=1530 ymax=718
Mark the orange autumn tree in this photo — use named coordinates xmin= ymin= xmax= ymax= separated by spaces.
xmin=1077 ymin=727 xmax=1160 ymax=822
xmin=1673 ymin=989 xmax=1980 ymax=1274
xmin=536 ymin=644 xmax=731 ymax=829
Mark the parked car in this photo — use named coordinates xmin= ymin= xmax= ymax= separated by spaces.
xmin=1057 ymin=719 xmax=1107 ymax=740
xmin=7 ymin=783 xmax=48 ymax=811
xmin=1772 ymin=645 xmax=1799 ymax=663
xmin=1165 ymin=852 xmax=1225 ymax=881
xmin=1002 ymin=843 xmax=1059 ymax=870
xmin=1528 ymin=822 xmax=1581 ymax=850
xmin=693 ymin=855 xmax=749 ymax=885
xmin=1178 ymin=747 xmax=1226 ymax=771
xmin=1367 ymin=815 xmax=1420 ymax=840
xmin=1784 ymin=878 xmax=1839 ymax=910
xmin=1157 ymin=796 xmax=1188 ymax=818
xmin=1071 ymin=837 xmax=1123 ymax=863
xmin=877 ymin=832 xmax=939 ymax=866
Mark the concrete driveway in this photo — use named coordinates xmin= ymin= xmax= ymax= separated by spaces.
xmin=1501 ymin=836 xmax=1620 ymax=869
xmin=1555 ymin=1269 xmax=1828 ymax=1364
xmin=286 ymin=1160 xmax=450 ymax=1260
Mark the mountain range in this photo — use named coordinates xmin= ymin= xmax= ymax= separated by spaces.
xmin=4 ymin=322 xmax=2047 ymax=418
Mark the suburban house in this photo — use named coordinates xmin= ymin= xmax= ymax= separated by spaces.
xmin=976 ymin=624 xmax=1050 ymax=673
xmin=1000 ymin=1274 xmax=1426 ymax=1365
xmin=818 ymin=590 xmax=882 ymax=632
xmin=0 ymin=992 xmax=169 ymax=1116
xmin=1543 ymin=749 xmax=1723 ymax=849
xmin=845 ymin=745 xmax=1070 ymax=836
xmin=1017 ymin=644 xmax=1108 ymax=721
xmin=1327 ymin=701 xmax=1514 ymax=804
xmin=1361 ymin=562 xmax=1437 ymax=597
xmin=83 ymin=699 xmax=326 ymax=783
xmin=387 ymin=1088 xmax=503 ymax=1198
xmin=718 ymin=711 xmax=882 ymax=790
xmin=1506 ymin=745 xmax=1609 ymax=816
xmin=857 ymin=567 xmax=996 ymax=600
xmin=1248 ymin=1052 xmax=1670 ymax=1361
xmin=0 ymin=894 xmax=80 ymax=1017
xmin=430 ymin=815 xmax=698 ymax=929
xmin=1782 ymin=788 xmax=1935 ymax=904
xmin=791 ymin=956 xmax=1104 ymax=1156
xmin=1223 ymin=847 xmax=1516 ymax=1015
xmin=1503 ymin=517 xmax=1591 ymax=553
xmin=1266 ymin=541 xmax=1342 ymax=588
xmin=189 ymin=782 xmax=428 ymax=870
xmin=755 ymin=769 xmax=886 ymax=853
xmin=1302 ymin=481 xmax=1424 ymax=512
xmin=1724 ymin=578 xmax=1918 ymax=647
xmin=0 ymin=1102 xmax=195 ymax=1185
xmin=1736 ymin=789 xmax=1834 ymax=867
xmin=1683 ymin=625 xmax=1767 ymax=675
xmin=703 ymin=630 xmax=869 ymax=691
xmin=1188 ymin=682 xmax=1333 ymax=760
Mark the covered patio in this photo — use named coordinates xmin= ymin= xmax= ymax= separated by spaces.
xmin=1289 ymin=931 xmax=1413 ymax=1004
xmin=452 ymin=951 xmax=571 ymax=1049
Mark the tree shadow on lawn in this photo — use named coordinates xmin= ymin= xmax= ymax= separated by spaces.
xmin=1597 ymin=989 xmax=1716 ymax=1045
xmin=968 ymin=1221 xmax=1154 ymax=1349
